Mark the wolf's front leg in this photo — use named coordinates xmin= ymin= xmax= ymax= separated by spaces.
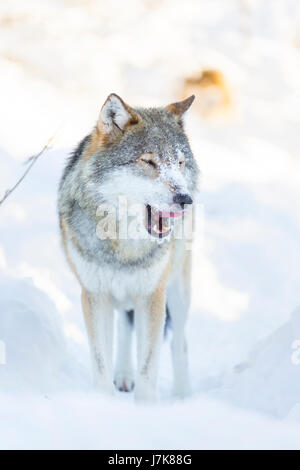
xmin=134 ymin=288 xmax=166 ymax=403
xmin=81 ymin=288 xmax=115 ymax=395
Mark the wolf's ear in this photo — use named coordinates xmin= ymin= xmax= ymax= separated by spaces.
xmin=166 ymin=95 xmax=195 ymax=121
xmin=97 ymin=94 xmax=139 ymax=137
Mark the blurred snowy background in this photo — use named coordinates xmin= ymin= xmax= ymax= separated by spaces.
xmin=1 ymin=0 xmax=300 ymax=449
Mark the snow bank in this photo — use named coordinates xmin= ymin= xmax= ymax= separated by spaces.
xmin=0 ymin=276 xmax=88 ymax=393
xmin=219 ymin=307 xmax=300 ymax=419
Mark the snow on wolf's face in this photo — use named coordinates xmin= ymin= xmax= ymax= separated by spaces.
xmin=93 ymin=94 xmax=198 ymax=239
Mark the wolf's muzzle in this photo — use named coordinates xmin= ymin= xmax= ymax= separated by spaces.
xmin=173 ymin=193 xmax=193 ymax=206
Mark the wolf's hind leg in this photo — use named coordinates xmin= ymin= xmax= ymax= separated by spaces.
xmin=81 ymin=288 xmax=115 ymax=395
xmin=167 ymin=252 xmax=191 ymax=398
xmin=167 ymin=281 xmax=190 ymax=398
xmin=114 ymin=310 xmax=135 ymax=392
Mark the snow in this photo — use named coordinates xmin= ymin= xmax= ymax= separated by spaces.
xmin=1 ymin=0 xmax=300 ymax=449
xmin=2 ymin=392 xmax=300 ymax=450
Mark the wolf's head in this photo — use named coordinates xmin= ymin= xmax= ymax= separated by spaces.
xmin=83 ymin=94 xmax=198 ymax=239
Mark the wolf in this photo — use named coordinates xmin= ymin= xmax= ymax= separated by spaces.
xmin=58 ymin=93 xmax=198 ymax=402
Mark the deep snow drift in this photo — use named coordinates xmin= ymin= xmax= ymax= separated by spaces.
xmin=1 ymin=0 xmax=300 ymax=449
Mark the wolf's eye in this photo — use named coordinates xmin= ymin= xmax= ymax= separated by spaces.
xmin=139 ymin=153 xmax=157 ymax=169
xmin=144 ymin=159 xmax=156 ymax=168
xmin=179 ymin=159 xmax=186 ymax=170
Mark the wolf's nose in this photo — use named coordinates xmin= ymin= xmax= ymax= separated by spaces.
xmin=173 ymin=193 xmax=193 ymax=206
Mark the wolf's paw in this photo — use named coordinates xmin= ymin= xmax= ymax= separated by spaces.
xmin=114 ymin=372 xmax=135 ymax=393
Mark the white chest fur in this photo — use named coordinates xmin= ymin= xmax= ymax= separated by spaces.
xmin=67 ymin=238 xmax=170 ymax=303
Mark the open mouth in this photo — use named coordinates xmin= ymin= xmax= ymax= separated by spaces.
xmin=145 ymin=204 xmax=185 ymax=238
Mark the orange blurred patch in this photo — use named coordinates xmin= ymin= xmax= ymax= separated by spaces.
xmin=183 ymin=70 xmax=233 ymax=121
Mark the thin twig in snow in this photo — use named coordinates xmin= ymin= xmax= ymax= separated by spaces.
xmin=0 ymin=135 xmax=55 ymax=206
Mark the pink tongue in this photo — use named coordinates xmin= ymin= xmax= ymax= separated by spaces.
xmin=160 ymin=210 xmax=185 ymax=218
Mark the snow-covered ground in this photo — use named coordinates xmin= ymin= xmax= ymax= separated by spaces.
xmin=1 ymin=0 xmax=300 ymax=449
